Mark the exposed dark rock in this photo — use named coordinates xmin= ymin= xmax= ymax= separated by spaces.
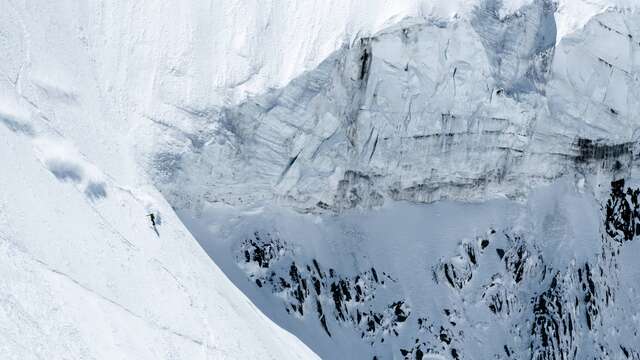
xmin=503 ymin=237 xmax=527 ymax=283
xmin=239 ymin=232 xmax=288 ymax=268
xmin=237 ymin=230 xmax=406 ymax=346
xmin=573 ymin=138 xmax=632 ymax=167
xmin=605 ymin=179 xmax=640 ymax=243
xmin=530 ymin=273 xmax=576 ymax=360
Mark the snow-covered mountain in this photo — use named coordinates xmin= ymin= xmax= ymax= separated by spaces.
xmin=3 ymin=0 xmax=640 ymax=359
xmin=0 ymin=115 xmax=317 ymax=359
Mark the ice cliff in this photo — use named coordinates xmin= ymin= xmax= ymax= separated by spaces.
xmin=153 ymin=2 xmax=640 ymax=212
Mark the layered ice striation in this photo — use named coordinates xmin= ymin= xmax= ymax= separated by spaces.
xmin=151 ymin=2 xmax=640 ymax=211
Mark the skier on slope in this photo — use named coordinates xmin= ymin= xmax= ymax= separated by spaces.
xmin=147 ymin=213 xmax=159 ymax=236
xmin=147 ymin=213 xmax=156 ymax=226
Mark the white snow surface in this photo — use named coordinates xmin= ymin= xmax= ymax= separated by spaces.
xmin=0 ymin=123 xmax=318 ymax=359
xmin=2 ymin=0 xmax=640 ymax=359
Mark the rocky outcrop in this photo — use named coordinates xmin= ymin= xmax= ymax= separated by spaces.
xmin=237 ymin=232 xmax=409 ymax=343
xmin=230 ymin=179 xmax=640 ymax=359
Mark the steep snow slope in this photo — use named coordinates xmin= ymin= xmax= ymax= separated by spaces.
xmin=0 ymin=1 xmax=326 ymax=358
xmin=0 ymin=86 xmax=318 ymax=358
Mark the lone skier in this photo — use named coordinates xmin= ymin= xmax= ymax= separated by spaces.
xmin=147 ymin=213 xmax=159 ymax=236
xmin=147 ymin=213 xmax=156 ymax=226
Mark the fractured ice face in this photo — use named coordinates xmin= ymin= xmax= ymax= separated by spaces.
xmin=150 ymin=4 xmax=640 ymax=211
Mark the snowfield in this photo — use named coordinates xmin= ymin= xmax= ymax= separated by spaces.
xmin=2 ymin=0 xmax=640 ymax=359
xmin=0 ymin=84 xmax=318 ymax=359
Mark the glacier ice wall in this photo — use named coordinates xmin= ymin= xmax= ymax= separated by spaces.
xmin=182 ymin=178 xmax=640 ymax=359
xmin=152 ymin=3 xmax=640 ymax=212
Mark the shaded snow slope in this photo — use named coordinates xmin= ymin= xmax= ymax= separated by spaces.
xmin=1 ymin=1 xmax=322 ymax=358
xmin=179 ymin=178 xmax=640 ymax=359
